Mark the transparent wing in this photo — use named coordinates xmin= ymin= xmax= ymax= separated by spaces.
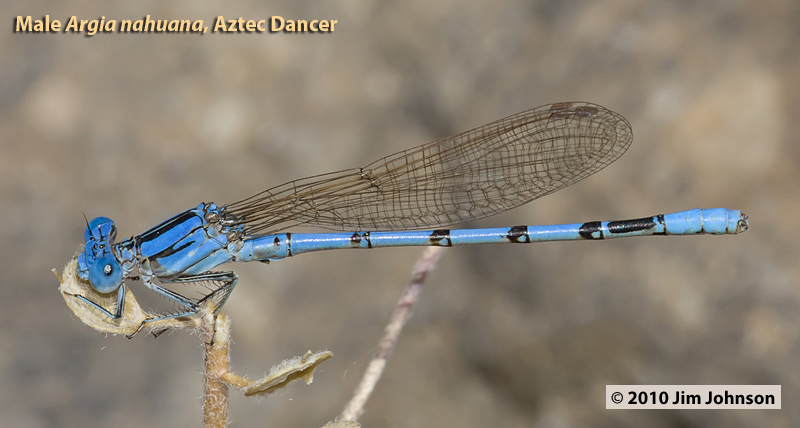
xmin=223 ymin=102 xmax=632 ymax=235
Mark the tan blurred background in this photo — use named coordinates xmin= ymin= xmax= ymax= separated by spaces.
xmin=3 ymin=1 xmax=798 ymax=427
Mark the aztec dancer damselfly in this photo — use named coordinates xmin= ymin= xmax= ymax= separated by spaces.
xmin=69 ymin=102 xmax=748 ymax=333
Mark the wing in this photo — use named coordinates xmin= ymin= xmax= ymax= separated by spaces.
xmin=222 ymin=102 xmax=632 ymax=236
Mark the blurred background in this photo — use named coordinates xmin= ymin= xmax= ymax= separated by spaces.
xmin=3 ymin=1 xmax=798 ymax=427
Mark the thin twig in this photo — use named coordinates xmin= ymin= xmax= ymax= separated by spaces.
xmin=203 ymin=312 xmax=232 ymax=428
xmin=339 ymin=247 xmax=444 ymax=422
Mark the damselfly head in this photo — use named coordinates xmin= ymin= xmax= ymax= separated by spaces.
xmin=77 ymin=217 xmax=122 ymax=293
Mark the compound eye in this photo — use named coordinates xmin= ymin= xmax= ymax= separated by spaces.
xmin=88 ymin=256 xmax=123 ymax=294
xmin=85 ymin=217 xmax=117 ymax=243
